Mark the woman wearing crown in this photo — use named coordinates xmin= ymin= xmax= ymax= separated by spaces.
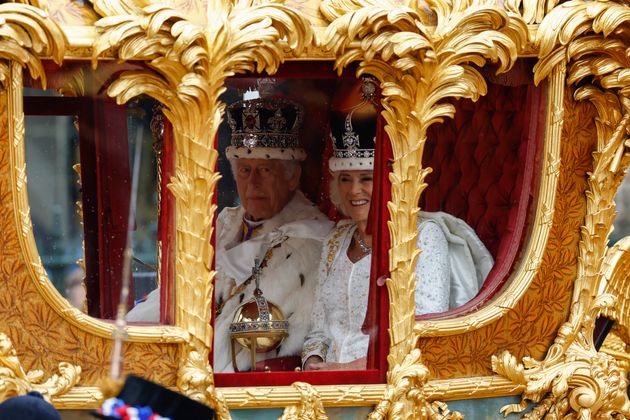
xmin=302 ymin=77 xmax=494 ymax=371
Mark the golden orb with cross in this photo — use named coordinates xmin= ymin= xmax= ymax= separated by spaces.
xmin=229 ymin=258 xmax=289 ymax=372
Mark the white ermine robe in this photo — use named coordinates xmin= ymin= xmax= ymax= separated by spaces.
xmin=214 ymin=191 xmax=333 ymax=372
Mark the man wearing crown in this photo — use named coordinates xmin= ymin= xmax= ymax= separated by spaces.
xmin=125 ymin=88 xmax=333 ymax=372
xmin=212 ymin=91 xmax=333 ymax=372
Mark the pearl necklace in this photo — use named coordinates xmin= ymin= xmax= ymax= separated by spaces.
xmin=354 ymin=230 xmax=372 ymax=254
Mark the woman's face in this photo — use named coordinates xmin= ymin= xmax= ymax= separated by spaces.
xmin=337 ymin=170 xmax=374 ymax=224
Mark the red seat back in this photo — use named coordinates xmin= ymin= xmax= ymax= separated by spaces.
xmin=419 ymin=78 xmax=546 ymax=317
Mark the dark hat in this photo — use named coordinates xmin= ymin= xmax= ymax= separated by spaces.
xmin=329 ymin=76 xmax=379 ymax=171
xmin=92 ymin=375 xmax=215 ymax=420
xmin=0 ymin=391 xmax=61 ymax=420
xmin=225 ymin=79 xmax=306 ymax=162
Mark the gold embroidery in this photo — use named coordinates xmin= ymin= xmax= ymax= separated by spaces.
xmin=301 ymin=341 xmax=328 ymax=361
xmin=325 ymin=224 xmax=354 ymax=274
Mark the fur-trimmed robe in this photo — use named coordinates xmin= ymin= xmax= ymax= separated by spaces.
xmin=213 ymin=191 xmax=333 ymax=373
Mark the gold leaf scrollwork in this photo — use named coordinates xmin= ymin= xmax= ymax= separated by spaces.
xmin=279 ymin=382 xmax=328 ymax=420
xmin=322 ymin=0 xmax=525 ymax=416
xmin=0 ymin=2 xmax=65 ymax=89
xmin=92 ymin=0 xmax=312 ymax=411
xmin=493 ymin=1 xmax=630 ymax=416
xmin=369 ymin=348 xmax=462 ymax=420
xmin=0 ymin=332 xmax=81 ymax=402
xmin=491 ymin=102 xmax=630 ymax=416
xmin=493 ymin=103 xmax=630 ymax=415
xmin=178 ymin=350 xmax=230 ymax=419
xmin=492 ymin=294 xmax=630 ymax=418
xmin=601 ymin=236 xmax=630 ymax=345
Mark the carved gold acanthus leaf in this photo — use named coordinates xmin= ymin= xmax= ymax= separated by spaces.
xmin=501 ymin=0 xmax=562 ymax=25
xmin=176 ymin=350 xmax=230 ymax=419
xmin=491 ymin=102 xmax=630 ymax=416
xmin=279 ymin=382 xmax=328 ymax=420
xmin=600 ymin=236 xmax=630 ymax=342
xmin=368 ymin=348 xmax=462 ymax=420
xmin=534 ymin=0 xmax=630 ymax=89
xmin=536 ymin=0 xmax=630 ymax=328
xmin=92 ymin=0 xmax=312 ymax=409
xmin=600 ymin=327 xmax=630 ymax=375
xmin=322 ymin=0 xmax=526 ymax=353
xmin=492 ymin=294 xmax=630 ymax=418
xmin=321 ymin=0 xmax=525 ymax=415
xmin=0 ymin=2 xmax=66 ymax=89
xmin=0 ymin=332 xmax=81 ymax=402
xmin=492 ymin=2 xmax=630 ymax=412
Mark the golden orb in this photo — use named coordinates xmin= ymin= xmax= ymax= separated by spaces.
xmin=229 ymin=288 xmax=288 ymax=371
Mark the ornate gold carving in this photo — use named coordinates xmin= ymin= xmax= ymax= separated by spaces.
xmin=322 ymin=0 xmax=526 ymax=363
xmin=0 ymin=332 xmax=81 ymax=402
xmin=220 ymin=384 xmax=386 ymax=408
xmin=491 ymin=1 xmax=630 ymax=415
xmin=279 ymin=382 xmax=328 ymax=420
xmin=501 ymin=0 xmax=561 ymax=25
xmin=2 ymin=0 xmax=629 ymax=414
xmin=0 ymin=13 xmax=187 ymax=389
xmin=0 ymin=2 xmax=65 ymax=89
xmin=600 ymin=327 xmax=630 ymax=376
xmin=177 ymin=350 xmax=230 ymax=420
xmin=3 ymin=58 xmax=179 ymax=393
xmin=417 ymin=78 xmax=588 ymax=380
xmin=492 ymin=294 xmax=630 ymax=418
xmin=369 ymin=348 xmax=461 ymax=419
xmin=321 ymin=0 xmax=526 ymax=412
xmin=7 ymin=61 xmax=189 ymax=345
xmin=91 ymin=0 xmax=312 ymax=413
xmin=600 ymin=237 xmax=630 ymax=342
xmin=216 ymin=374 xmax=524 ymax=408
xmin=490 ymin=102 xmax=630 ymax=414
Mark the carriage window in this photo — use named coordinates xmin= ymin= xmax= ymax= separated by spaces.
xmin=24 ymin=64 xmax=169 ymax=323
xmin=418 ymin=67 xmax=544 ymax=319
xmin=212 ymin=72 xmax=388 ymax=384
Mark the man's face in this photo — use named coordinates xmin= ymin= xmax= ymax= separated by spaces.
xmin=233 ymin=159 xmax=300 ymax=221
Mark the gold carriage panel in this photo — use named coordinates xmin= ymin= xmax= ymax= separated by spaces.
xmin=0 ymin=0 xmax=629 ymax=418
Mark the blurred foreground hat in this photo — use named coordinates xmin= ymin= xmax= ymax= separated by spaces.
xmin=0 ymin=391 xmax=61 ymax=420
xmin=226 ymin=78 xmax=306 ymax=161
xmin=93 ymin=375 xmax=215 ymax=420
xmin=329 ymin=76 xmax=379 ymax=171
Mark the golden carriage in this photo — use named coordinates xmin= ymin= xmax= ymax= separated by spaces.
xmin=0 ymin=0 xmax=630 ymax=418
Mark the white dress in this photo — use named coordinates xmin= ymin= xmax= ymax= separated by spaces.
xmin=302 ymin=212 xmax=494 ymax=363
xmin=302 ymin=218 xmax=452 ymax=364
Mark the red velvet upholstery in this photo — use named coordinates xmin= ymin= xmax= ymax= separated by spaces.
xmin=418 ymin=78 xmax=546 ymax=318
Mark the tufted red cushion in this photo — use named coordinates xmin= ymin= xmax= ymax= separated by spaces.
xmin=418 ymin=79 xmax=545 ymax=318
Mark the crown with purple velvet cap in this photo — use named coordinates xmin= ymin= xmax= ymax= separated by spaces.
xmin=225 ymin=78 xmax=306 ymax=161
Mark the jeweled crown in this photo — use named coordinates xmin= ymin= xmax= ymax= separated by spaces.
xmin=226 ymin=90 xmax=306 ymax=161
xmin=329 ymin=76 xmax=379 ymax=171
